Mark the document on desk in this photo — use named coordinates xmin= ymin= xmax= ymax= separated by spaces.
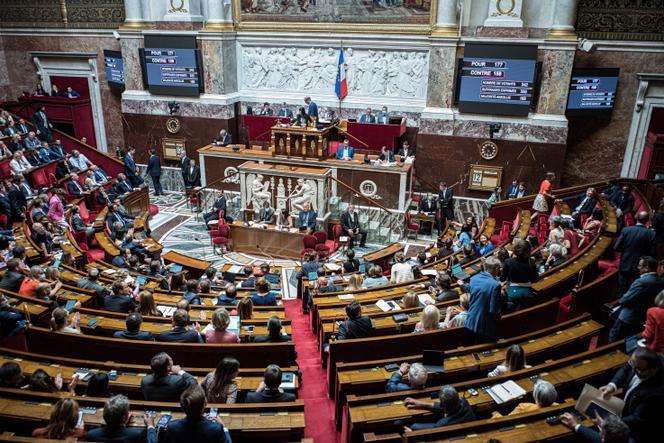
xmin=576 ymin=384 xmax=624 ymax=417
xmin=486 ymin=380 xmax=527 ymax=404
xmin=324 ymin=263 xmax=341 ymax=272
xmin=338 ymin=294 xmax=355 ymax=300
xmin=420 ymin=269 xmax=437 ymax=276
xmin=157 ymin=305 xmax=176 ymax=317
xmin=417 ymin=293 xmax=435 ymax=305
xmin=376 ymin=299 xmax=401 ymax=312
xmin=227 ymin=265 xmax=243 ymax=274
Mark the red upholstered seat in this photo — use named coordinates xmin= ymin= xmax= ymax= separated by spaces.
xmin=300 ymin=234 xmax=317 ymax=258
xmin=405 ymin=212 xmax=420 ymax=239
xmin=29 ymin=168 xmax=49 ymax=190
xmin=0 ymin=214 xmax=8 ymax=230
xmin=78 ymin=243 xmax=104 ymax=264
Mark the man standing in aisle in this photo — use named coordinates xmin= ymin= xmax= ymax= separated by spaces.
xmin=304 ymin=96 xmax=318 ymax=124
xmin=437 ymin=182 xmax=454 ymax=234
xmin=145 ymin=148 xmax=163 ymax=196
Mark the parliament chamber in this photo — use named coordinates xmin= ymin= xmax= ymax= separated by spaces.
xmin=0 ymin=1 xmax=664 ymax=443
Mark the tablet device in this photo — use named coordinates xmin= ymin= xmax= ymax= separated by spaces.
xmin=422 ymin=349 xmax=445 ymax=373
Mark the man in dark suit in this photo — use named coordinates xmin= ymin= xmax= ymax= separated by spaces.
xmin=378 ymin=146 xmax=395 ymax=163
xmin=0 ymin=259 xmax=25 ymax=293
xmin=614 ymin=185 xmax=635 ymax=228
xmin=359 ymin=107 xmax=376 ymax=123
xmin=182 ymin=280 xmax=202 ymax=306
xmin=402 ymin=385 xmax=476 ymax=431
xmin=560 ymin=411 xmax=631 ymax=443
xmin=66 ymin=173 xmax=86 ymax=197
xmin=571 ymin=187 xmax=598 ymax=228
xmin=277 ymin=102 xmax=293 ymax=118
xmin=614 ymin=211 xmax=655 ymax=296
xmin=184 ymin=159 xmax=201 ymax=189
xmin=145 ymin=148 xmax=162 ymax=196
xmin=65 ymin=86 xmax=80 ymax=98
xmin=16 ymin=175 xmax=35 ymax=202
xmin=15 ymin=119 xmax=29 ymax=135
xmin=113 ymin=313 xmax=155 ymax=341
xmin=77 ymin=268 xmax=109 ymax=306
xmin=86 ymin=395 xmax=157 ymax=443
xmin=419 ymin=192 xmax=436 ymax=214
xmin=104 ymin=280 xmax=137 ymax=313
xmin=163 ymin=385 xmax=228 ymax=442
xmin=464 ymin=257 xmax=502 ymax=343
xmin=609 ymin=256 xmax=664 ymax=342
xmin=157 ymin=309 xmax=202 ymax=343
xmin=203 ymin=190 xmax=227 ymax=225
xmin=304 ymin=96 xmax=318 ymax=123
xmin=258 ymin=102 xmax=274 ymax=116
xmin=245 ymin=364 xmax=297 ymax=403
xmin=297 ymin=201 xmax=317 ymax=233
xmin=48 ymin=139 xmax=66 ymax=159
xmin=3 ymin=123 xmax=18 ymax=137
xmin=597 ymin=347 xmax=664 ymax=442
xmin=32 ymin=105 xmax=52 ymax=142
xmin=341 ymin=204 xmax=367 ymax=248
xmin=141 ymin=352 xmax=197 ymax=402
xmin=7 ymin=176 xmax=27 ymax=219
xmin=317 ymin=276 xmax=341 ymax=293
xmin=437 ymin=181 xmax=455 ymax=234
xmin=214 ymin=129 xmax=232 ymax=146
xmin=178 ymin=151 xmax=190 ymax=186
xmin=113 ymin=173 xmax=134 ymax=196
xmin=396 ymin=140 xmax=415 ymax=159
xmin=123 ymin=147 xmax=143 ymax=188
xmin=505 ymin=180 xmax=519 ymax=199
xmin=256 ymin=201 xmax=276 ymax=224
xmin=216 ymin=284 xmax=239 ymax=306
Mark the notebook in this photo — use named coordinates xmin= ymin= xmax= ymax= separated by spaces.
xmin=485 ymin=380 xmax=527 ymax=404
xmin=422 ymin=349 xmax=445 ymax=373
xmin=227 ymin=315 xmax=241 ymax=337
xmin=451 ymin=264 xmax=470 ymax=280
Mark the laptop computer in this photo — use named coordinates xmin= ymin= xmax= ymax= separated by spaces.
xmin=222 ymin=272 xmax=236 ymax=284
xmin=451 ymin=264 xmax=470 ymax=281
xmin=265 ymin=272 xmax=280 ymax=285
xmin=135 ymin=276 xmax=147 ymax=286
xmin=227 ymin=315 xmax=241 ymax=337
xmin=422 ymin=349 xmax=445 ymax=373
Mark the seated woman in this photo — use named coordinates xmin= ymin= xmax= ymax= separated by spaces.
xmin=32 ymin=398 xmax=85 ymax=440
xmin=200 ymin=356 xmax=240 ymax=404
xmin=237 ymin=298 xmax=253 ymax=320
xmin=203 ymin=308 xmax=240 ymax=343
xmin=345 ymin=273 xmax=363 ymax=292
xmin=642 ymin=290 xmax=664 ymax=355
xmin=254 ymin=316 xmax=291 ymax=342
xmin=547 ymin=216 xmax=565 ymax=246
xmin=488 ymin=344 xmax=529 ymax=377
xmin=342 ymin=249 xmax=360 ymax=273
xmin=561 ymin=218 xmax=580 ymax=256
xmin=501 ymin=240 xmax=539 ymax=309
xmin=361 ymin=265 xmax=389 ymax=289
xmin=401 ymin=292 xmax=421 ymax=309
xmin=250 ymin=279 xmax=277 ymax=306
xmin=442 ymin=293 xmax=470 ymax=329
xmin=453 ymin=224 xmax=473 ymax=252
xmin=475 ymin=234 xmax=494 ymax=256
xmin=493 ymin=380 xmax=557 ymax=418
xmin=577 ymin=207 xmax=604 ymax=248
xmin=84 ymin=373 xmax=110 ymax=397
xmin=49 ymin=307 xmax=80 ymax=334
xmin=276 ymin=208 xmax=292 ymax=228
xmin=414 ymin=305 xmax=442 ymax=332
xmin=390 ymin=252 xmax=414 ymax=284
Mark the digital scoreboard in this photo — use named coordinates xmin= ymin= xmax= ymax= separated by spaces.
xmin=103 ymin=50 xmax=125 ymax=89
xmin=567 ymin=68 xmax=619 ymax=116
xmin=458 ymin=43 xmax=538 ymax=117
xmin=140 ymin=35 xmax=202 ymax=97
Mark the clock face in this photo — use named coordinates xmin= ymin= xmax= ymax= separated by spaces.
xmin=479 ymin=141 xmax=498 ymax=160
xmin=166 ymin=117 xmax=181 ymax=134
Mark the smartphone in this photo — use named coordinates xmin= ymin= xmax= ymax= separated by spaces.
xmin=64 ymin=300 xmax=77 ymax=313
xmin=86 ymin=319 xmax=98 ymax=327
xmin=157 ymin=414 xmax=172 ymax=428
xmin=108 ymin=370 xmax=118 ymax=381
xmin=471 ymin=353 xmax=480 ymax=361
xmin=209 ymin=407 xmax=218 ymax=419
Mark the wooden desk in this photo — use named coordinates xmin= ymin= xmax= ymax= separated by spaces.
xmin=229 ymin=221 xmax=305 ymax=260
xmin=162 ymin=250 xmax=211 ymax=279
xmin=271 ymin=124 xmax=330 ymax=160
xmin=362 ymin=243 xmax=405 ymax=267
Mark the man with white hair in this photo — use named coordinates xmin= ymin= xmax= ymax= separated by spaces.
xmin=465 ymin=257 xmax=503 ymax=343
xmin=86 ymin=394 xmax=157 ymax=443
xmin=386 ymin=362 xmax=428 ymax=392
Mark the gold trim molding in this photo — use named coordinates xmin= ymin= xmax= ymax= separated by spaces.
xmin=120 ymin=20 xmax=155 ymax=30
xmin=546 ymin=27 xmax=577 ymax=41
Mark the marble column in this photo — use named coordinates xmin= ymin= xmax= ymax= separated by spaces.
xmin=426 ymin=44 xmax=457 ymax=109
xmin=205 ymin=0 xmax=234 ymax=31
xmin=484 ymin=0 xmax=524 ymax=27
xmin=536 ymin=47 xmax=575 ymax=115
xmin=122 ymin=0 xmax=145 ymax=28
xmin=119 ymin=33 xmax=145 ymax=91
xmin=199 ymin=34 xmax=238 ymax=95
xmin=164 ymin=0 xmax=204 ymax=22
xmin=431 ymin=0 xmax=458 ymax=37
xmin=547 ymin=0 xmax=579 ymax=40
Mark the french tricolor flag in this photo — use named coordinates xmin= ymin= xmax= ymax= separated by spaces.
xmin=335 ymin=48 xmax=347 ymax=101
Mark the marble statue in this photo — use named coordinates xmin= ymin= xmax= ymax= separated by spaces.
xmin=248 ymin=174 xmax=271 ymax=209
xmin=290 ymin=178 xmax=317 ymax=212
xmin=240 ymin=46 xmax=428 ymax=99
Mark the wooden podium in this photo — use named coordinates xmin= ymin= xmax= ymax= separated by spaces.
xmin=271 ymin=125 xmax=330 ymax=160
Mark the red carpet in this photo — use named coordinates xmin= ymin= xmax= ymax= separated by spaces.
xmin=284 ymin=299 xmax=339 ymax=443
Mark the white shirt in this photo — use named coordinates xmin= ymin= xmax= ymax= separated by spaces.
xmin=390 ymin=262 xmax=414 ymax=284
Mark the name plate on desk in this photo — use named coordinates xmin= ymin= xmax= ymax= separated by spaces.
xmin=468 ymin=165 xmax=503 ymax=191
xmin=162 ymin=138 xmax=186 ymax=161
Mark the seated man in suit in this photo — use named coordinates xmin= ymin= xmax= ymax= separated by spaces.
xmin=377 ymin=106 xmax=390 ymax=124
xmin=403 ymin=385 xmax=476 ymax=431
xmin=182 ymin=280 xmax=202 ymax=305
xmin=608 ymin=256 xmax=664 ymax=343
xmin=66 ymin=173 xmax=87 ymax=197
xmin=245 ymin=364 xmax=297 ymax=403
xmin=317 ymin=276 xmax=342 ymax=293
xmin=596 ymin=347 xmax=664 ymax=442
xmin=277 ymin=102 xmax=293 ymax=118
xmin=258 ymin=102 xmax=274 ymax=116
xmin=396 ymin=140 xmax=415 ymax=160
xmin=216 ymin=284 xmax=239 ymax=306
xmin=22 ymin=132 xmax=40 ymax=150
xmin=561 ymin=408 xmax=631 ymax=443
xmin=89 ymin=165 xmax=109 ymax=186
xmin=113 ymin=173 xmax=135 ymax=196
xmin=358 ymin=107 xmax=376 ymax=123
xmin=337 ymin=300 xmax=375 ymax=340
xmin=378 ymin=146 xmax=395 ymax=164
xmin=15 ymin=119 xmax=30 ymax=135
xmin=297 ymin=201 xmax=317 ymax=234
xmin=505 ymin=179 xmax=519 ymax=199
xmin=214 ymin=129 xmax=232 ymax=146
xmin=104 ymin=280 xmax=138 ymax=313
xmin=86 ymin=395 xmax=157 ymax=443
xmin=386 ymin=363 xmax=428 ymax=393
xmin=164 ymin=385 xmax=228 ymax=442
xmin=36 ymin=142 xmax=51 ymax=163
xmin=256 ymin=201 xmax=276 ymax=224
xmin=24 ymin=149 xmax=42 ymax=167
xmin=341 ymin=204 xmax=367 ymax=248
xmin=419 ymin=192 xmax=437 ymax=214
xmin=571 ymin=187 xmax=598 ymax=228
xmin=48 ymin=139 xmax=66 ymax=159
xmin=158 ymin=309 xmax=203 ymax=343
xmin=336 ymin=138 xmax=355 ymax=160
xmin=141 ymin=352 xmax=197 ymax=402
xmin=204 ymin=190 xmax=228 ymax=225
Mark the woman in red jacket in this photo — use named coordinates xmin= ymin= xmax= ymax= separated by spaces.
xmin=642 ymin=290 xmax=664 ymax=355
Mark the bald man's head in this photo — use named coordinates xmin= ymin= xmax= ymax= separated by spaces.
xmin=636 ymin=211 xmax=650 ymax=224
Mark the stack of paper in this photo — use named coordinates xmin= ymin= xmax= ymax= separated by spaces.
xmin=157 ymin=305 xmax=176 ymax=317
xmin=376 ymin=299 xmax=402 ymax=312
xmin=338 ymin=294 xmax=355 ymax=300
xmin=486 ymin=380 xmax=527 ymax=404
xmin=417 ymin=293 xmax=435 ymax=305
xmin=420 ymin=269 xmax=437 ymax=276
xmin=228 ymin=265 xmax=243 ymax=274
